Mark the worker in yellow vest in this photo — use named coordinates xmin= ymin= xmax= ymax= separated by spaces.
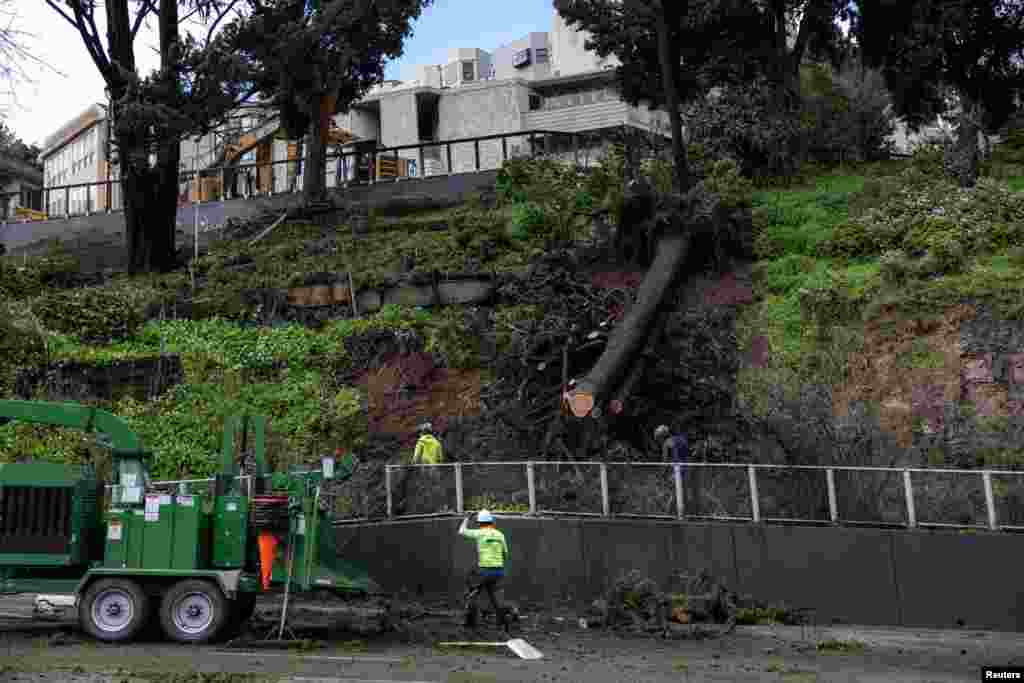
xmin=459 ymin=509 xmax=509 ymax=631
xmin=413 ymin=422 xmax=443 ymax=465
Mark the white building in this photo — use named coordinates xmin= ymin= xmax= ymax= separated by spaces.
xmin=38 ymin=8 xmax=666 ymax=209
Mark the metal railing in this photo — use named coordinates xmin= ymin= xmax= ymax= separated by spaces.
xmin=32 ymin=129 xmax=597 ymax=221
xmin=378 ymin=461 xmax=1024 ymax=532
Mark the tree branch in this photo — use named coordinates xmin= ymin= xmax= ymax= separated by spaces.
xmin=132 ymin=0 xmax=158 ymax=42
xmin=205 ymin=0 xmax=241 ymax=44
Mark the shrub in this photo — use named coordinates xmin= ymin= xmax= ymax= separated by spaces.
xmin=509 ymin=201 xmax=547 ymax=240
xmin=33 ymin=287 xmax=146 ymax=343
xmin=878 ymin=250 xmax=914 ymax=286
xmin=685 ymin=79 xmax=803 ymax=181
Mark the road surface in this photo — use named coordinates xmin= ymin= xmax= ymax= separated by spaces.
xmin=1 ymin=594 xmax=1020 ymax=682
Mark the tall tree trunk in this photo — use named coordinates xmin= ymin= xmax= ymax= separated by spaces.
xmin=302 ymin=93 xmax=328 ymax=203
xmin=654 ymin=0 xmax=690 ymax=193
xmin=147 ymin=0 xmax=181 ymax=272
xmin=946 ymin=96 xmax=982 ymax=188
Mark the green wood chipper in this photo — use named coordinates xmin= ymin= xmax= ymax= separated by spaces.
xmin=0 ymin=399 xmax=374 ymax=644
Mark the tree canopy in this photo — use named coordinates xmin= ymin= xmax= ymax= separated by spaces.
xmin=224 ymin=0 xmax=432 ymax=200
xmin=849 ymin=0 xmax=1024 ymax=185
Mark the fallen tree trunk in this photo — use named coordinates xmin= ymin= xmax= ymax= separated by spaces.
xmin=568 ymin=233 xmax=690 ymax=417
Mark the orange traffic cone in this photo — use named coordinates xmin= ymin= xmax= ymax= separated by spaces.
xmin=258 ymin=531 xmax=278 ymax=590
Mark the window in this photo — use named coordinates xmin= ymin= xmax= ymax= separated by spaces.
xmin=462 ymin=60 xmax=475 ymax=82
xmin=535 ymin=48 xmax=549 ymax=64
xmin=529 ymin=94 xmax=542 ymax=111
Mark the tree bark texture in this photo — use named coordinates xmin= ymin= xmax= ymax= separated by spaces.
xmin=945 ymin=96 xmax=982 ymax=188
xmin=654 ymin=0 xmax=689 ymax=193
xmin=568 ymin=233 xmax=690 ymax=418
xmin=302 ymin=94 xmax=328 ymax=202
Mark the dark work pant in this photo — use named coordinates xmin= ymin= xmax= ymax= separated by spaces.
xmin=465 ymin=569 xmax=506 ymax=628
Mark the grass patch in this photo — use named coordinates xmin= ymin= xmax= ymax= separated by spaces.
xmin=752 ymin=174 xmax=867 ymax=259
xmin=816 ymin=638 xmax=866 ymax=653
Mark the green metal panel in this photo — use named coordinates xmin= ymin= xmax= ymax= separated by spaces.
xmin=142 ymin=493 xmax=175 ymax=569
xmin=212 ymin=495 xmax=247 ymax=569
xmin=0 ymin=462 xmax=86 ymax=487
xmin=125 ymin=509 xmax=146 ymax=569
xmin=170 ymin=494 xmax=207 ymax=570
xmin=103 ymin=510 xmax=128 ymax=568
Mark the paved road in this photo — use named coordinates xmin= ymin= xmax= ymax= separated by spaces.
xmin=2 ymin=593 xmax=1020 ymax=683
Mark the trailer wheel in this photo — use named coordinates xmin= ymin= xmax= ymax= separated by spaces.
xmin=79 ymin=578 xmax=150 ymax=643
xmin=159 ymin=579 xmax=228 ymax=644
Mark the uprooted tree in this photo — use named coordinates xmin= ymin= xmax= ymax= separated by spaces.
xmin=46 ymin=0 xmax=256 ymax=272
xmin=224 ymin=0 xmax=432 ymax=204
xmin=555 ymin=0 xmax=788 ymax=418
xmin=849 ymin=0 xmax=1024 ymax=188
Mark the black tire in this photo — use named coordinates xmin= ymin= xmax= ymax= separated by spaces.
xmin=78 ymin=578 xmax=150 ymax=643
xmin=159 ymin=579 xmax=229 ymax=644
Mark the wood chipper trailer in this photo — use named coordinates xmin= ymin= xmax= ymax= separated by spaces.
xmin=0 ymin=400 xmax=373 ymax=644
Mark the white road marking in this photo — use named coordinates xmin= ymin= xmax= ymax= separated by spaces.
xmin=214 ymin=651 xmax=403 ymax=664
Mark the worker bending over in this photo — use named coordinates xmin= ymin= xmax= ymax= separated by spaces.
xmin=459 ymin=509 xmax=509 ymax=631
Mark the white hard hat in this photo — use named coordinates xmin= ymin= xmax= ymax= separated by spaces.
xmin=477 ymin=509 xmax=494 ymax=523
xmin=418 ymin=422 xmax=432 ymax=432
xmin=654 ymin=424 xmax=670 ymax=439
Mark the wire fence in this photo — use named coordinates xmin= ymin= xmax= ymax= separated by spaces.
xmin=104 ymin=460 xmax=1024 ymax=532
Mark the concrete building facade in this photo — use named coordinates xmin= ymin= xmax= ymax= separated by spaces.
xmin=37 ymin=7 xmax=665 ymax=209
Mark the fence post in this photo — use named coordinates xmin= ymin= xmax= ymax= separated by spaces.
xmin=600 ymin=463 xmax=610 ymax=517
xmin=748 ymin=465 xmax=760 ymax=523
xmin=455 ymin=463 xmax=464 ymax=514
xmin=526 ymin=461 xmax=536 ymax=515
xmin=502 ymin=136 xmax=508 ymax=164
xmin=573 ymin=133 xmax=580 ymax=167
xmin=385 ymin=466 xmax=393 ymax=519
xmin=903 ymin=469 xmax=916 ymax=529
xmin=826 ymin=468 xmax=838 ymax=523
xmin=395 ymin=149 xmax=401 ymax=182
xmin=983 ymin=470 xmax=997 ymax=531
xmin=474 ymin=139 xmax=480 ymax=171
xmin=418 ymin=146 xmax=425 ymax=179
xmin=446 ymin=144 xmax=453 ymax=175
xmin=674 ymin=464 xmax=684 ymax=520
xmin=64 ymin=186 xmax=70 ymax=218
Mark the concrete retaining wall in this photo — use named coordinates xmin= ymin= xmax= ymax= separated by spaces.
xmin=335 ymin=518 xmax=1024 ymax=632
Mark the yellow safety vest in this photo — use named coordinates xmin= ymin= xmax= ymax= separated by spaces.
xmin=413 ymin=434 xmax=443 ymax=464
xmin=460 ymin=526 xmax=508 ymax=568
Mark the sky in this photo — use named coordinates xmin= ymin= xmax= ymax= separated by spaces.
xmin=2 ymin=0 xmax=557 ymax=148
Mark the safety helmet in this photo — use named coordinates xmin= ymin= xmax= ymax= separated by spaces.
xmin=654 ymin=424 xmax=670 ymax=439
xmin=418 ymin=422 xmax=432 ymax=433
xmin=477 ymin=509 xmax=494 ymax=523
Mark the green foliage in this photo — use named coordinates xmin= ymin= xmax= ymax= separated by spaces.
xmin=878 ymin=249 xmax=914 ymax=286
xmin=826 ymin=174 xmax=1024 ymax=262
xmin=496 ymin=158 xmax=591 ymax=242
xmin=33 ymin=287 xmax=147 ymax=343
xmin=508 ymin=201 xmax=548 ymax=241
xmin=464 ymin=494 xmax=528 ymax=514
xmin=800 ymin=60 xmax=896 ymax=165
xmin=752 ymin=174 xmax=865 ymax=259
xmin=115 ymin=368 xmax=364 ymax=480
xmin=686 ymin=79 xmax=804 ymax=181
xmin=423 ymin=307 xmax=482 ymax=369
